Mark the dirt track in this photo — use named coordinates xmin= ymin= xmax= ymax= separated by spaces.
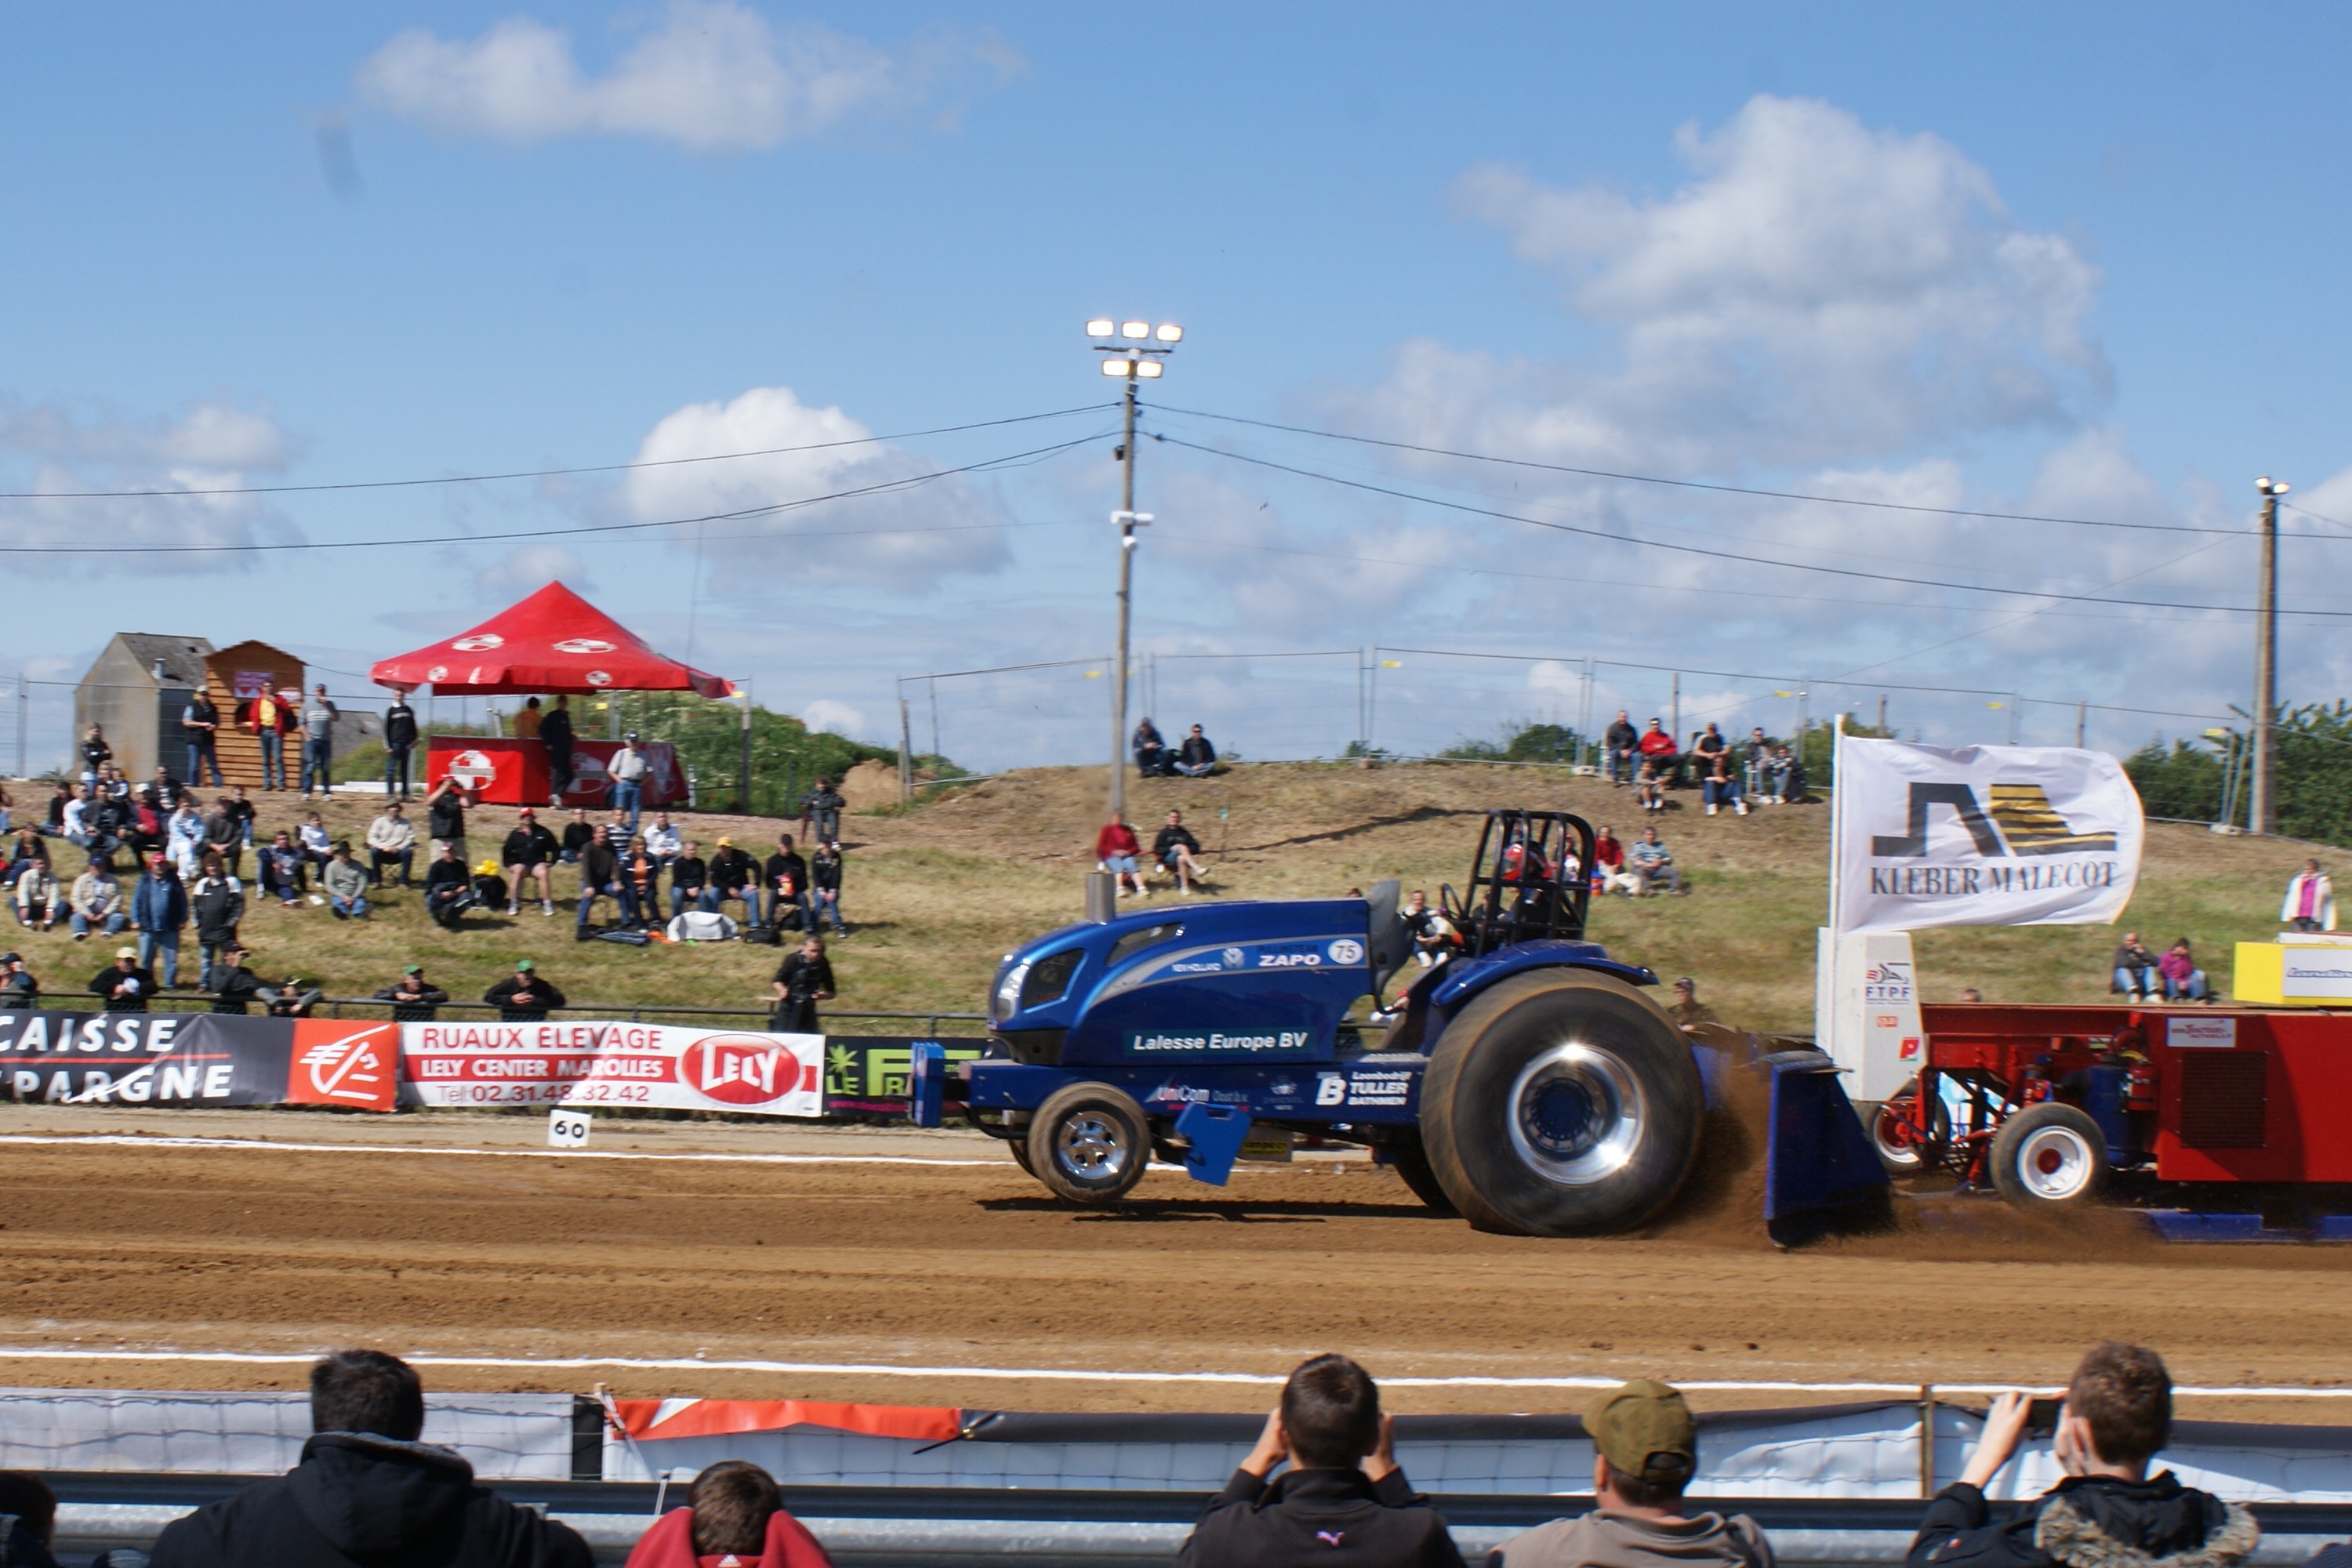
xmin=6 ymin=1106 xmax=2352 ymax=1421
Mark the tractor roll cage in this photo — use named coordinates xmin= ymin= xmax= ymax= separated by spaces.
xmin=1454 ymin=809 xmax=1595 ymax=957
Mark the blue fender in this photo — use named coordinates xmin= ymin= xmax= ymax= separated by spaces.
xmin=1429 ymin=941 xmax=1659 ymax=1012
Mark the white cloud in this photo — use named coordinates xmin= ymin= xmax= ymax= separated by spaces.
xmin=625 ymin=384 xmax=1011 ymax=589
xmin=358 ymin=2 xmax=1016 ymax=151
xmin=798 ymin=697 xmax=866 ymax=739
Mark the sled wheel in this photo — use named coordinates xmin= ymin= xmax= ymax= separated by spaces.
xmin=1026 ymin=1083 xmax=1151 ymax=1205
xmin=1388 ymin=1134 xmax=1457 ymax=1216
xmin=1419 ymin=969 xmax=1703 ymax=1236
xmin=1870 ymin=1079 xmax=1951 ymax=1174
xmin=1989 ymin=1102 xmax=2109 ymax=1210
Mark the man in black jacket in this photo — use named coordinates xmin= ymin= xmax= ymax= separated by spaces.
xmin=540 ymin=694 xmax=575 ymax=804
xmin=1176 ymin=1353 xmax=1456 ymax=1568
xmin=1174 ymin=724 xmax=1218 ymax=777
xmin=708 ymin=837 xmax=758 ymax=924
xmin=426 ymin=775 xmax=470 ymax=867
xmin=383 ymin=690 xmax=419 ymax=800
xmin=503 ymin=807 xmax=560 ymax=916
xmin=1907 ymin=1342 xmax=2255 ymax=1568
xmin=376 ymin=964 xmax=451 ymax=1022
xmin=764 ymin=833 xmax=810 ymax=932
xmin=0 ymin=951 xmax=38 ymax=1009
xmin=89 ymin=946 xmax=154 ymax=1012
xmin=149 ymin=1348 xmax=592 ymax=1568
xmin=206 ymin=942 xmax=264 ymax=1014
xmin=669 ymin=840 xmax=710 ymax=917
xmin=423 ymin=842 xmax=474 ymax=930
xmin=1605 ymin=710 xmax=1639 ymax=786
xmin=485 ymin=960 xmax=565 ymax=1021
xmin=576 ymin=837 xmax=624 ymax=935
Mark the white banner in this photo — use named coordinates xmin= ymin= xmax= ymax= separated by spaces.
xmin=399 ymin=1020 xmax=824 ymax=1116
xmin=1833 ymin=735 xmax=2143 ymax=935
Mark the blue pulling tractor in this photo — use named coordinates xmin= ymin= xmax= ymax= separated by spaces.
xmin=924 ymin=810 xmax=1887 ymax=1241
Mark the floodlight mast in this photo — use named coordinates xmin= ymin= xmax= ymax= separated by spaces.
xmin=1086 ymin=318 xmax=1181 ymax=821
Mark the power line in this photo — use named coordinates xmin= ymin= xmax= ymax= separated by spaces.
xmin=1149 ymin=404 xmax=2271 ymax=538
xmin=0 ymin=404 xmax=1115 ymax=500
xmin=1152 ymin=430 xmax=2352 ymax=619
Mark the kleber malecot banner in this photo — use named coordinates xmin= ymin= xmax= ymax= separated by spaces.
xmin=0 ymin=1013 xmax=397 ymax=1112
xmin=1833 ymin=735 xmax=2143 ymax=935
xmin=400 ymin=1020 xmax=825 ymax=1117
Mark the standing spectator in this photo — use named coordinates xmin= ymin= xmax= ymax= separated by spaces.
xmin=1174 ymin=1353 xmax=1455 ymax=1568
xmin=423 ymin=842 xmax=473 ymax=930
xmin=376 ymin=964 xmax=450 ymax=1022
xmin=811 ymin=840 xmax=848 ymax=935
xmin=610 ymin=730 xmax=650 ymax=831
xmin=512 ymin=695 xmax=543 ymax=739
xmin=247 ymin=687 xmax=292 ymax=792
xmin=257 ymin=829 xmax=307 ymax=906
xmin=1628 ymin=826 xmax=1683 ymax=895
xmin=1904 ymin=1343 xmax=2254 ymax=1568
xmin=1174 ymin=724 xmax=1218 ymax=777
xmin=1604 ymin=710 xmax=1639 ymax=786
xmin=1491 ymin=1378 xmax=1766 ymax=1568
xmin=2283 ymin=859 xmax=2335 ymax=933
xmin=769 ymin=935 xmax=835 ymax=1033
xmin=622 ymin=838 xmax=660 ymax=929
xmin=205 ymin=942 xmax=264 ymax=1014
xmin=298 ymin=683 xmax=338 ymax=799
xmin=576 ymin=834 xmax=626 ymax=934
xmin=426 ymin=775 xmax=470 ymax=868
xmin=559 ymin=805 xmax=595 ymax=865
xmin=1153 ymin=809 xmax=1208 ymax=894
xmin=764 ymin=833 xmax=811 ymax=932
xmin=167 ymin=797 xmax=208 ymax=879
xmin=622 ymin=1459 xmax=833 ymax=1568
xmin=365 ymin=801 xmax=416 ymax=887
xmin=642 ymin=809 xmax=683 ymax=870
xmin=189 ymin=854 xmax=245 ymax=975
xmin=70 ymin=856 xmax=125 ymax=939
xmin=298 ymin=811 xmax=333 ymax=879
xmin=78 ymin=722 xmax=111 ymax=785
xmin=147 ymin=1349 xmax=594 ymax=1568
xmin=132 ymin=855 xmax=188 ymax=988
xmin=669 ymin=840 xmax=710 ymax=918
xmin=708 ymin=837 xmax=758 ymax=924
xmin=798 ymin=778 xmax=845 ymax=846
xmin=382 ymin=689 xmax=419 ymax=800
xmin=0 ymin=952 xmax=38 ymax=1009
xmin=11 ymin=857 xmax=56 ymax=931
xmin=2160 ymin=939 xmax=2209 ymax=1003
xmin=183 ymin=686 xmax=224 ymax=786
xmin=203 ymin=794 xmax=243 ymax=878
xmin=1132 ymin=718 xmax=1172 ymax=779
xmin=1668 ymin=977 xmax=1719 ymax=1028
xmin=1097 ymin=814 xmax=1145 ymax=898
xmin=502 ymin=807 xmax=559 ymax=916
xmin=324 ymin=842 xmax=372 ymax=920
xmin=1592 ymin=826 xmax=1638 ymax=895
xmin=2111 ymin=932 xmax=2161 ymax=1001
xmin=89 ymin=946 xmax=154 ymax=1012
xmin=485 ymin=960 xmax=565 ymax=1021
xmin=539 ymin=694 xmax=575 ymax=804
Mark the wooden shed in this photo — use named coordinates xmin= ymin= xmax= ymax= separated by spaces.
xmin=73 ymin=634 xmax=216 ymax=785
xmin=203 ymin=640 xmax=307 ymax=788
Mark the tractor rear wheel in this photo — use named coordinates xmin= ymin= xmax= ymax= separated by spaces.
xmin=1419 ymin=969 xmax=1703 ymax=1236
xmin=1989 ymin=1102 xmax=2108 ymax=1210
xmin=1027 ymin=1083 xmax=1151 ymax=1205
xmin=1388 ymin=1134 xmax=1457 ymax=1215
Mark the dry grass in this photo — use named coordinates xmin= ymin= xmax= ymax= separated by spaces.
xmin=9 ymin=764 xmax=2310 ymax=1033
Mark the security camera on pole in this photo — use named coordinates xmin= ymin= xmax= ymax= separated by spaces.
xmin=1087 ymin=318 xmax=1181 ymax=822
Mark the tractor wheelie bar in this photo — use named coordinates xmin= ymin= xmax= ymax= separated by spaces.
xmin=916 ymin=810 xmax=1889 ymax=1242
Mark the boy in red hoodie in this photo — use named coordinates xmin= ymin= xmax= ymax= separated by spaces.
xmin=626 ymin=1461 xmax=832 ymax=1568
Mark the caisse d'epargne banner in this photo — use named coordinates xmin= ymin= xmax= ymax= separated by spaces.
xmin=1834 ymin=735 xmax=2143 ymax=935
xmin=400 ymin=1020 xmax=825 ymax=1116
xmin=0 ymin=1012 xmax=399 ymax=1112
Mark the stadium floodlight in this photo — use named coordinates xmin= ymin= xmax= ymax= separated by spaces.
xmin=1101 ymin=358 xmax=1134 ymax=376
xmin=1120 ymin=320 xmax=1149 ymax=339
xmin=1133 ymin=359 xmax=1163 ymax=378
xmin=1085 ymin=318 xmax=1115 ymax=337
xmin=1155 ymin=323 xmax=1183 ymax=343
xmin=2256 ymin=476 xmax=2291 ymax=495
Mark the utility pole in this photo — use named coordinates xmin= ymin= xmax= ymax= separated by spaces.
xmin=2252 ymin=477 xmax=2288 ymax=834
xmin=1087 ymin=318 xmax=1180 ymax=824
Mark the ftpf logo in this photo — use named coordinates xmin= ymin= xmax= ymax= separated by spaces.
xmin=1871 ymin=782 xmax=2117 ymax=858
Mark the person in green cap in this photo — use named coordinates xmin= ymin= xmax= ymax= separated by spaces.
xmin=376 ymin=964 xmax=451 ymax=1023
xmin=1490 ymin=1378 xmax=1771 ymax=1568
xmin=484 ymin=960 xmax=564 ymax=1022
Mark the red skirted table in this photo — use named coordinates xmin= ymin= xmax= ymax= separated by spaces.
xmin=424 ymin=736 xmax=688 ymax=808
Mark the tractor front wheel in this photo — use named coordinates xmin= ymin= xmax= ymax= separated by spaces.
xmin=1026 ymin=1083 xmax=1151 ymax=1205
xmin=1419 ymin=970 xmax=1703 ymax=1236
xmin=1989 ymin=1102 xmax=2109 ymax=1210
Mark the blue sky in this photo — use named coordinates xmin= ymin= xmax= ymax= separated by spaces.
xmin=4 ymin=3 xmax=2350 ymax=772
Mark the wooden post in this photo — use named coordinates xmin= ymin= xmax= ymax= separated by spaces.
xmin=898 ymin=698 xmax=914 ymax=807
xmin=1919 ymin=1385 xmax=1936 ymax=1497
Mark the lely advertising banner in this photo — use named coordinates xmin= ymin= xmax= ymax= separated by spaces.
xmin=0 ymin=1013 xmax=399 ymax=1112
xmin=399 ymin=1020 xmax=826 ymax=1117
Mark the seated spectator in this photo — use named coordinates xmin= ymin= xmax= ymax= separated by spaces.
xmin=205 ymin=942 xmax=264 ymax=1014
xmin=0 ymin=1470 xmax=60 ymax=1568
xmin=669 ymin=840 xmax=711 ymax=918
xmin=600 ymin=805 xmax=633 ymax=858
xmin=1174 ymin=723 xmax=1218 ymax=778
xmin=323 ymin=841 xmax=372 ymax=920
xmin=34 ymin=779 xmax=69 ymax=837
xmin=257 ymin=829 xmax=307 ymax=906
xmin=423 ymin=842 xmax=474 ymax=930
xmin=376 ymin=964 xmax=450 ymax=1022
xmin=576 ymin=835 xmax=625 ymax=935
xmin=503 ymin=806 xmax=559 ymax=916
xmin=1628 ymin=826 xmax=1683 ymax=895
xmin=811 ymin=840 xmax=848 ymax=936
xmin=1904 ymin=1341 xmax=2254 ymax=1568
xmin=1743 ymin=727 xmax=1776 ymax=800
xmin=13 ymin=855 xmax=57 ymax=931
xmin=1175 ymin=1352 xmax=1455 ymax=1568
xmin=69 ymin=856 xmax=125 ymax=939
xmin=1153 ymin=809 xmax=1208 ymax=894
xmin=1769 ymin=744 xmax=1805 ymax=804
xmin=707 ymin=837 xmax=758 ymax=924
xmin=2282 ymin=858 xmax=2335 ymax=933
xmin=366 ymin=801 xmax=416 ymax=888
xmin=268 ymin=975 xmax=324 ymax=1017
xmin=147 ymin=1348 xmax=593 ymax=1568
xmin=1096 ymin=814 xmax=1145 ymax=898
xmin=1604 ymin=710 xmax=1639 ymax=786
xmin=1132 ymin=717 xmax=1172 ymax=779
xmin=1592 ymin=826 xmax=1639 ymax=895
xmin=624 ymin=1459 xmax=834 ymax=1568
xmin=763 ymin=833 xmax=810 ymax=932
xmin=1635 ymin=719 xmax=1678 ymax=811
xmin=623 ymin=839 xmax=661 ymax=930
xmin=2111 ymin=931 xmax=2161 ymax=1001
xmin=167 ymin=798 xmax=207 ymax=879
xmin=2158 ymin=939 xmax=2209 ymax=1004
xmin=89 ymin=946 xmax=154 ymax=1012
xmin=298 ymin=811 xmax=333 ymax=876
xmin=203 ymin=794 xmax=243 ymax=877
xmin=1491 ymin=1377 xmax=1768 ymax=1568
xmin=485 ymin=960 xmax=564 ymax=1021
xmin=0 ymin=953 xmax=39 ymax=1010
xmin=1692 ymin=720 xmax=1728 ymax=775
xmin=2 ymin=826 xmax=45 ymax=887
xmin=1668 ymin=977 xmax=1719 ymax=1029
xmin=559 ymin=804 xmax=595 ymax=865
xmin=1702 ymin=745 xmax=1748 ymax=817
xmin=643 ymin=809 xmax=684 ymax=869
xmin=1399 ymin=889 xmax=1455 ymax=968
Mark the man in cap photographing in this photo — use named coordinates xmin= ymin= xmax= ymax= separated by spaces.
xmin=1490 ymin=1379 xmax=1771 ymax=1568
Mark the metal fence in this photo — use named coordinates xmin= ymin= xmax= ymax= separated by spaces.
xmin=122 ymin=997 xmax=989 ymax=1034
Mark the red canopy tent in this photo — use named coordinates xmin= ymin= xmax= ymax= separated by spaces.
xmin=371 ymin=583 xmax=733 ymax=808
